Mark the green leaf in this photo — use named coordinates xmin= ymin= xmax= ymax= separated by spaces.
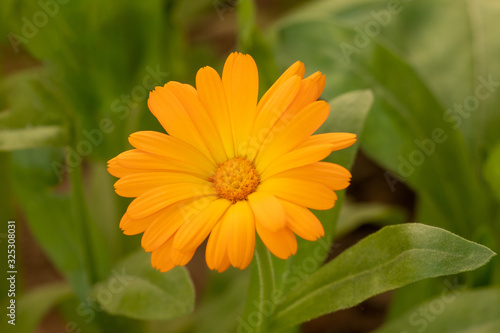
xmin=375 ymin=287 xmax=500 ymax=333
xmin=484 ymin=141 xmax=500 ymax=202
xmin=272 ymin=223 xmax=496 ymax=329
xmin=10 ymin=148 xmax=93 ymax=299
xmin=93 ymin=250 xmax=195 ymax=321
xmin=0 ymin=283 xmax=72 ymax=333
xmin=0 ymin=125 xmax=68 ymax=151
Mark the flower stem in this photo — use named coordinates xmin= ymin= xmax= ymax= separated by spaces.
xmin=239 ymin=237 xmax=276 ymax=333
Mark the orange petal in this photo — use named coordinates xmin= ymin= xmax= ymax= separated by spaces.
xmin=107 ymin=157 xmax=152 ymax=179
xmin=215 ymin=253 xmax=231 ymax=273
xmin=256 ymin=225 xmax=297 ymax=260
xmin=286 ymin=71 xmax=326 ymax=116
xmin=166 ymin=82 xmax=228 ymax=164
xmin=114 ymin=172 xmax=209 ymax=198
xmin=148 ymin=85 xmax=212 ymax=161
xmin=258 ymin=178 xmax=337 ymax=210
xmin=222 ymin=53 xmax=259 ymax=155
xmin=127 ymin=183 xmax=216 ymax=219
xmin=150 ymin=237 xmax=176 ymax=272
xmin=257 ymin=61 xmax=305 ymax=114
xmin=107 ymin=158 xmax=130 ymax=178
xmin=206 ymin=220 xmax=230 ymax=272
xmin=272 ymin=162 xmax=351 ymax=191
xmin=196 ymin=66 xmax=235 ymax=159
xmin=255 ymin=100 xmax=330 ymax=170
xmin=247 ymin=191 xmax=286 ymax=231
xmin=245 ymin=75 xmax=302 ymax=160
xmin=297 ymin=133 xmax=357 ymax=151
xmin=170 ymin=244 xmax=196 ymax=266
xmin=173 ymin=198 xmax=231 ymax=252
xmin=281 ymin=200 xmax=325 ymax=241
xmin=141 ymin=198 xmax=215 ymax=252
xmin=129 ymin=131 xmax=215 ymax=171
xmin=119 ymin=213 xmax=153 ymax=235
xmin=115 ymin=149 xmax=209 ymax=178
xmin=223 ymin=201 xmax=256 ymax=269
xmin=259 ymin=144 xmax=334 ymax=181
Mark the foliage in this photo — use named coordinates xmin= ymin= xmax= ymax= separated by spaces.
xmin=1 ymin=0 xmax=498 ymax=332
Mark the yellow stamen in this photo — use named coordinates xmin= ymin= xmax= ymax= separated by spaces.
xmin=212 ymin=157 xmax=260 ymax=203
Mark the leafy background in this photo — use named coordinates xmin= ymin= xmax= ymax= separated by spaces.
xmin=1 ymin=0 xmax=499 ymax=332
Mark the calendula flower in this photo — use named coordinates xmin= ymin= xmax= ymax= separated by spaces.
xmin=108 ymin=52 xmax=356 ymax=272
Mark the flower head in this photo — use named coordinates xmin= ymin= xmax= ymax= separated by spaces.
xmin=108 ymin=52 xmax=356 ymax=272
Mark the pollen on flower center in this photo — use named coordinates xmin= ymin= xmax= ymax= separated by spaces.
xmin=212 ymin=157 xmax=260 ymax=202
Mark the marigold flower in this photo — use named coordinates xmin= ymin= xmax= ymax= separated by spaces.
xmin=108 ymin=52 xmax=356 ymax=272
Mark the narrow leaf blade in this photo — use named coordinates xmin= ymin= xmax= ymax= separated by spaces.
xmin=0 ymin=125 xmax=68 ymax=151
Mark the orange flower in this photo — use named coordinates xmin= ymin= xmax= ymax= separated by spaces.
xmin=108 ymin=53 xmax=356 ymax=272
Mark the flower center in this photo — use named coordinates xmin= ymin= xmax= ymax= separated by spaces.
xmin=212 ymin=157 xmax=260 ymax=203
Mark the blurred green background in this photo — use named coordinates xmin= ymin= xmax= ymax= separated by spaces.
xmin=1 ymin=0 xmax=500 ymax=332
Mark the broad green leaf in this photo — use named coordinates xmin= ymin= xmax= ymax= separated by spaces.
xmin=0 ymin=283 xmax=72 ymax=333
xmin=0 ymin=125 xmax=68 ymax=151
xmin=375 ymin=287 xmax=500 ymax=333
xmin=385 ymin=198 xmax=452 ymax=319
xmin=271 ymin=223 xmax=496 ymax=329
xmin=93 ymin=250 xmax=194 ymax=321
